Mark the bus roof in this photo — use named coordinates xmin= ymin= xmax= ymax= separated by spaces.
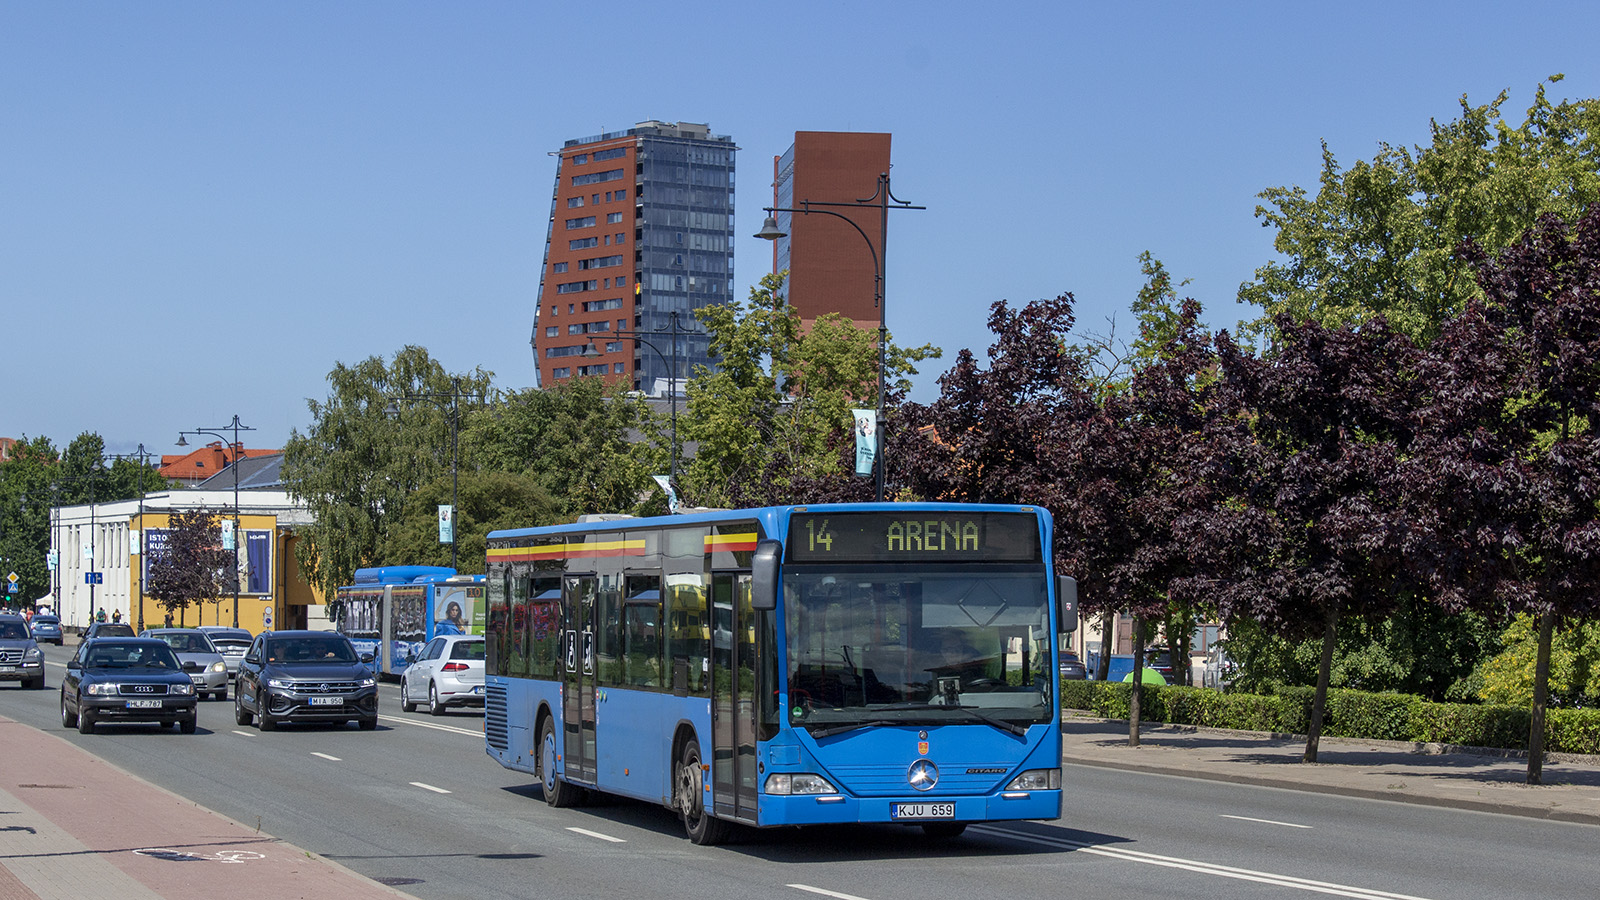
xmin=352 ymin=565 xmax=457 ymax=585
xmin=486 ymin=501 xmax=1048 ymax=541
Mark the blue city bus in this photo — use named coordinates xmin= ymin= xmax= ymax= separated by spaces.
xmin=335 ymin=566 xmax=486 ymax=679
xmin=483 ymin=503 xmax=1078 ymax=844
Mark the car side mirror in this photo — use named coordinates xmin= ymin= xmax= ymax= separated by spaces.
xmin=360 ymin=651 xmax=375 ymax=664
xmin=244 ymin=653 xmax=259 ymax=665
xmin=66 ymin=659 xmax=80 ymax=671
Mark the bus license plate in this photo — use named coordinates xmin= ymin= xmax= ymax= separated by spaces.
xmin=126 ymin=699 xmax=163 ymax=709
xmin=309 ymin=696 xmax=343 ymax=706
xmin=892 ymin=802 xmax=954 ymax=820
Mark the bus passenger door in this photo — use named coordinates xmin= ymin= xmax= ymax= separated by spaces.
xmin=563 ymin=575 xmax=598 ymax=784
xmin=711 ymin=572 xmax=759 ymax=823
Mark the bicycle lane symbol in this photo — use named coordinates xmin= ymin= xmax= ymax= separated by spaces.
xmin=133 ymin=848 xmax=267 ymax=864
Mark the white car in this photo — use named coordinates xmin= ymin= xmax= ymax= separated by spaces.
xmin=400 ymin=635 xmax=485 ymax=715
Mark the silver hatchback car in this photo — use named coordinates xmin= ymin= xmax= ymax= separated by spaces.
xmin=197 ymin=626 xmax=253 ymax=678
xmin=399 ymin=635 xmax=485 ymax=715
xmin=141 ymin=628 xmax=230 ymax=700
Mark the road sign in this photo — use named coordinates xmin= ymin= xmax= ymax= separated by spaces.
xmin=6 ymin=572 xmax=16 ymax=584
xmin=84 ymin=572 xmax=103 ymax=585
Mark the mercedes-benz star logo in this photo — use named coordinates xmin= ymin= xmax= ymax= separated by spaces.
xmin=908 ymin=759 xmax=939 ymax=792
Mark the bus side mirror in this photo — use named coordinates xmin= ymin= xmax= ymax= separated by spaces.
xmin=1057 ymin=575 xmax=1078 ymax=634
xmin=750 ymin=540 xmax=781 ymax=611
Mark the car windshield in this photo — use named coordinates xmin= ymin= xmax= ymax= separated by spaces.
xmin=85 ymin=642 xmax=181 ymax=669
xmin=266 ymin=638 xmax=357 ymax=663
xmin=784 ymin=563 xmax=1054 ymax=733
xmin=450 ymin=640 xmax=486 ymax=661
xmin=156 ymin=633 xmax=216 ymax=653
xmin=0 ymin=623 xmax=29 ymax=640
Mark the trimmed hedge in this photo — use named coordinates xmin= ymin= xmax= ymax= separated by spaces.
xmin=1060 ymin=678 xmax=1600 ymax=755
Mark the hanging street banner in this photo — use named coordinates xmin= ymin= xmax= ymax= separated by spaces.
xmin=853 ymin=409 xmax=878 ymax=478
xmin=439 ymin=505 xmax=455 ymax=544
xmin=651 ymin=475 xmax=679 ymax=514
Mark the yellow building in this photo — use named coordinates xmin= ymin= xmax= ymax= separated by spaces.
xmin=49 ymin=489 xmax=328 ymax=634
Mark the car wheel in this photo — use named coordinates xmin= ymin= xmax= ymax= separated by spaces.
xmin=179 ymin=715 xmax=197 ymax=735
xmin=77 ymin=708 xmax=95 ymax=735
xmin=358 ymin=716 xmax=377 ymax=731
xmin=428 ymin=682 xmax=446 ymax=716
xmin=539 ymin=717 xmax=584 ymax=808
xmin=28 ymin=676 xmax=44 ymax=690
xmin=214 ymin=688 xmax=227 ymax=702
xmin=400 ymin=679 xmax=416 ymax=713
xmin=677 ymin=737 xmax=729 ymax=845
xmin=257 ymin=692 xmax=276 ymax=731
xmin=234 ymin=690 xmax=253 ymax=726
xmin=60 ymin=690 xmax=78 ymax=728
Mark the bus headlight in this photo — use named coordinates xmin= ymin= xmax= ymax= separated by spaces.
xmin=1005 ymin=768 xmax=1060 ymax=791
xmin=764 ymin=773 xmax=837 ymax=795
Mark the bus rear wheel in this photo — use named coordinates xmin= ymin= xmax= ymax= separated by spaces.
xmin=676 ymin=738 xmax=729 ymax=846
xmin=539 ymin=717 xmax=584 ymax=808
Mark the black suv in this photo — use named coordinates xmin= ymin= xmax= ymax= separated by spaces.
xmin=234 ymin=630 xmax=378 ymax=731
xmin=61 ymin=638 xmax=198 ymax=734
xmin=83 ymin=622 xmax=137 ymax=641
xmin=0 ymin=614 xmax=46 ymax=689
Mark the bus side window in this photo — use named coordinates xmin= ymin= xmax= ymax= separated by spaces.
xmin=624 ymin=574 xmax=663 ymax=688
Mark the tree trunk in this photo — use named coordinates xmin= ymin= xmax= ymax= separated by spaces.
xmin=1527 ymin=609 xmax=1555 ymax=785
xmin=1129 ymin=617 xmax=1144 ymax=747
xmin=1167 ymin=614 xmax=1189 ymax=686
xmin=1304 ymin=605 xmax=1339 ymax=763
xmin=1094 ymin=610 xmax=1116 ymax=681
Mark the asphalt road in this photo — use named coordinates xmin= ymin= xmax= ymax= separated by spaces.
xmin=7 ymin=643 xmax=1597 ymax=900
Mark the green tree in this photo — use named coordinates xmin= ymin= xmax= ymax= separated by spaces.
xmin=384 ymin=471 xmax=563 ymax=571
xmin=282 ymin=346 xmax=492 ymax=601
xmin=1476 ymin=615 xmax=1600 ymax=707
xmin=1241 ymin=76 xmax=1600 ymax=344
xmin=464 ymin=377 xmax=658 ymax=520
xmin=680 ymin=272 xmax=938 ymax=507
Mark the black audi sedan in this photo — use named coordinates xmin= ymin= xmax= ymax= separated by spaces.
xmin=234 ymin=630 xmax=378 ymax=731
xmin=61 ymin=638 xmax=198 ymax=734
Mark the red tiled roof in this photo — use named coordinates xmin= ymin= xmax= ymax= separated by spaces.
xmin=159 ymin=443 xmax=278 ymax=482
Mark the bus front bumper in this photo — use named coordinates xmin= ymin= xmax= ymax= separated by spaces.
xmin=755 ymin=789 xmax=1061 ymax=827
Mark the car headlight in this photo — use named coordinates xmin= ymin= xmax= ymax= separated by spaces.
xmin=24 ymin=648 xmax=42 ymax=660
xmin=764 ymin=773 xmax=837 ymax=795
xmin=1005 ymin=768 xmax=1061 ymax=791
xmin=86 ymin=683 xmax=120 ymax=695
xmin=359 ymin=676 xmax=376 ymax=688
xmin=170 ymin=683 xmax=195 ymax=695
xmin=209 ymin=661 xmax=227 ymax=673
xmin=266 ymin=678 xmax=294 ymax=689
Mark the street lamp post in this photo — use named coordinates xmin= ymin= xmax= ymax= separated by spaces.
xmin=387 ymin=378 xmax=479 ymax=572
xmin=178 ymin=416 xmax=255 ymax=628
xmin=755 ymin=172 xmax=923 ymax=501
xmin=586 ymin=310 xmax=704 ymax=485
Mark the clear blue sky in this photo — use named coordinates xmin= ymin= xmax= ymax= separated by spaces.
xmin=4 ymin=2 xmax=1597 ymax=456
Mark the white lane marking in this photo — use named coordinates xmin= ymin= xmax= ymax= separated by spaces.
xmin=232 ymin=730 xmax=257 ymax=738
xmin=311 ymin=752 xmax=341 ymax=761
xmin=1221 ymin=814 xmax=1313 ymax=829
xmin=788 ymin=886 xmax=874 ymax=900
xmin=377 ymin=713 xmax=482 ymax=737
xmin=565 ymin=826 xmax=626 ymax=843
xmin=969 ymin=826 xmax=1433 ymax=900
xmin=411 ymin=781 xmax=452 ymax=794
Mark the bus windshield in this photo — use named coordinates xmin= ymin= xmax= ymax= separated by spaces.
xmin=783 ymin=564 xmax=1053 ymax=733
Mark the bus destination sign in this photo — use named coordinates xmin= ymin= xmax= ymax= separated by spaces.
xmin=786 ymin=511 xmax=1042 ymax=563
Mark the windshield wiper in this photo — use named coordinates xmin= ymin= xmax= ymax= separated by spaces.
xmin=805 ymin=704 xmax=1031 ymax=739
xmin=807 ymin=718 xmax=914 ymax=739
xmin=878 ymin=702 xmax=1030 ymax=738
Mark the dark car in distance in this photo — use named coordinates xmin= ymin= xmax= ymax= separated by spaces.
xmin=60 ymin=638 xmax=198 ymax=734
xmin=28 ymin=614 xmax=64 ymax=646
xmin=82 ymin=622 xmax=137 ymax=641
xmin=0 ymin=614 xmax=46 ymax=689
xmin=234 ymin=630 xmax=378 ymax=731
xmin=1058 ymin=649 xmax=1088 ymax=681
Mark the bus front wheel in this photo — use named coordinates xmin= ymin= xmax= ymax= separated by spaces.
xmin=539 ymin=717 xmax=584 ymax=808
xmin=676 ymin=738 xmax=730 ymax=846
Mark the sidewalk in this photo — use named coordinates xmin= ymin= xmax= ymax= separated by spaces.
xmin=1062 ymin=715 xmax=1600 ymax=825
xmin=0 ymin=714 xmax=409 ymax=900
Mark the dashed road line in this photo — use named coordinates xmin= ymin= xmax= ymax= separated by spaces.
xmin=411 ymin=782 xmax=451 ymax=794
xmin=232 ymin=730 xmax=257 ymax=737
xmin=969 ymin=825 xmax=1432 ymax=899
xmin=377 ymin=713 xmax=482 ymax=737
xmin=311 ymin=752 xmax=341 ymax=761
xmin=788 ymin=885 xmax=874 ymax=900
xmin=1221 ymin=814 xmax=1313 ymax=829
xmin=565 ymin=826 xmax=625 ymax=843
